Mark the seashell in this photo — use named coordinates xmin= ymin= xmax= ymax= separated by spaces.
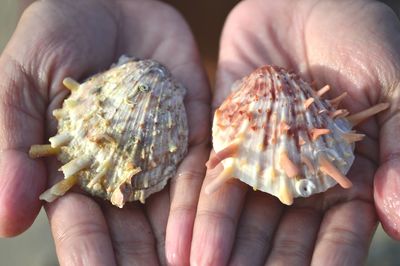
xmin=206 ymin=65 xmax=388 ymax=205
xmin=29 ymin=56 xmax=188 ymax=207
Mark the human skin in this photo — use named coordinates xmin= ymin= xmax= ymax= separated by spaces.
xmin=186 ymin=0 xmax=400 ymax=265
xmin=0 ymin=0 xmax=210 ymax=265
xmin=2 ymin=0 xmax=400 ymax=265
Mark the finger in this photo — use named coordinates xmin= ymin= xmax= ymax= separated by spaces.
xmin=375 ymin=110 xmax=400 ymax=239
xmin=311 ymin=201 xmax=377 ymax=266
xmin=266 ymin=207 xmax=321 ymax=266
xmin=145 ymin=190 xmax=170 ymax=265
xmin=0 ymin=54 xmax=46 ymax=236
xmin=229 ymin=192 xmax=283 ymax=266
xmin=103 ymin=202 xmax=159 ymax=266
xmin=0 ymin=150 xmax=45 ymax=237
xmin=166 ymin=144 xmax=208 ymax=265
xmin=374 ymin=157 xmax=400 ymax=239
xmin=190 ymin=160 xmax=248 ymax=266
xmin=46 ymin=194 xmax=116 ymax=266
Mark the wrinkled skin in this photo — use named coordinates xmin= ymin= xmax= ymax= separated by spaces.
xmin=189 ymin=0 xmax=400 ymax=265
xmin=0 ymin=0 xmax=210 ymax=265
xmin=2 ymin=0 xmax=400 ymax=265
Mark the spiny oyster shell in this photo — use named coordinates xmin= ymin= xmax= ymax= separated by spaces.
xmin=207 ymin=65 xmax=388 ymax=205
xmin=30 ymin=56 xmax=188 ymax=207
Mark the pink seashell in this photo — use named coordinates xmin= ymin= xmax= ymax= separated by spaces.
xmin=207 ymin=65 xmax=388 ymax=205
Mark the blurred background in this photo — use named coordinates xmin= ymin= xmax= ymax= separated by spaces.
xmin=1 ymin=0 xmax=400 ymax=265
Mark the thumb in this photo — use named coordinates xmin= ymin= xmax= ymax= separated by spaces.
xmin=374 ymin=86 xmax=400 ymax=240
xmin=0 ymin=54 xmax=47 ymax=237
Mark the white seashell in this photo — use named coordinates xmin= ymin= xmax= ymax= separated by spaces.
xmin=29 ymin=57 xmax=188 ymax=207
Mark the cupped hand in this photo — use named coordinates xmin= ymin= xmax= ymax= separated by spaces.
xmin=0 ymin=0 xmax=210 ymax=265
xmin=190 ymin=0 xmax=400 ymax=265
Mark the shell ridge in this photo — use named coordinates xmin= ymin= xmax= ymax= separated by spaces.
xmin=30 ymin=57 xmax=189 ymax=207
xmin=125 ymin=86 xmax=156 ymax=191
xmin=104 ymin=82 xmax=150 ymax=191
xmin=210 ymin=65 xmax=373 ymax=204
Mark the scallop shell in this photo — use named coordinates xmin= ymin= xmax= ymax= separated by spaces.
xmin=207 ymin=65 xmax=388 ymax=205
xmin=29 ymin=56 xmax=188 ymax=207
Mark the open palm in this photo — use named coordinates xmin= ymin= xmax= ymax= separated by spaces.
xmin=189 ymin=0 xmax=400 ymax=265
xmin=0 ymin=0 xmax=210 ymax=265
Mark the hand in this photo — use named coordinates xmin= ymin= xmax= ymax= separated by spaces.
xmin=189 ymin=0 xmax=400 ymax=265
xmin=0 ymin=0 xmax=210 ymax=265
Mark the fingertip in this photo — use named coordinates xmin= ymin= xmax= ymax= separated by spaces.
xmin=189 ymin=231 xmax=218 ymax=266
xmin=0 ymin=209 xmax=36 ymax=237
xmin=166 ymin=240 xmax=185 ymax=266
xmin=0 ymin=150 xmax=45 ymax=237
xmin=374 ymin=158 xmax=400 ymax=240
xmin=166 ymin=210 xmax=192 ymax=266
xmin=190 ymin=222 xmax=229 ymax=266
xmin=166 ymin=249 xmax=186 ymax=266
